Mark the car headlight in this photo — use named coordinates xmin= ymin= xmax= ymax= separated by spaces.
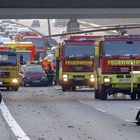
xmin=104 ymin=77 xmax=111 ymax=83
xmin=12 ymin=79 xmax=18 ymax=84
xmin=90 ymin=75 xmax=95 ymax=82
xmin=42 ymin=76 xmax=46 ymax=79
xmin=26 ymin=76 xmax=31 ymax=80
xmin=63 ymin=74 xmax=68 ymax=82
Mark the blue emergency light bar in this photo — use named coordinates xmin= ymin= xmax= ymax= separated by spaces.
xmin=64 ymin=40 xmax=95 ymax=43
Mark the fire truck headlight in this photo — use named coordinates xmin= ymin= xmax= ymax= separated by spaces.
xmin=90 ymin=75 xmax=95 ymax=82
xmin=104 ymin=77 xmax=111 ymax=83
xmin=63 ymin=74 xmax=68 ymax=82
xmin=12 ymin=79 xmax=18 ymax=84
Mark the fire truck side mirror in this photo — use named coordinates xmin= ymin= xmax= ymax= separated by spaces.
xmin=95 ymin=47 xmax=99 ymax=56
xmin=55 ymin=48 xmax=60 ymax=59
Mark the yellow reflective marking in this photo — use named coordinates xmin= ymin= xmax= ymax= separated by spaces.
xmin=65 ymin=61 xmax=93 ymax=65
xmin=108 ymin=60 xmax=140 ymax=66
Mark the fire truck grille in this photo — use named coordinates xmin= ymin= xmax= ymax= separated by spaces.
xmin=116 ymin=75 xmax=131 ymax=78
xmin=73 ymin=75 xmax=85 ymax=78
xmin=0 ymin=72 xmax=10 ymax=78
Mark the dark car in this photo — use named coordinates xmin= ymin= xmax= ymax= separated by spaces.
xmin=31 ymin=20 xmax=40 ymax=27
xmin=19 ymin=64 xmax=48 ymax=86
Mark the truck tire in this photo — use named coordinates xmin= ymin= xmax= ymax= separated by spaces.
xmin=62 ymin=87 xmax=67 ymax=92
xmin=95 ymin=89 xmax=99 ymax=99
xmin=12 ymin=86 xmax=19 ymax=91
xmin=99 ymin=85 xmax=107 ymax=100
xmin=6 ymin=87 xmax=11 ymax=91
xmin=0 ymin=92 xmax=2 ymax=103
xmin=71 ymin=86 xmax=76 ymax=91
xmin=137 ymin=93 xmax=140 ymax=100
xmin=131 ymin=92 xmax=136 ymax=100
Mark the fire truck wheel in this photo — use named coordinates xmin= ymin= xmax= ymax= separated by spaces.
xmin=62 ymin=87 xmax=67 ymax=92
xmin=131 ymin=92 xmax=136 ymax=100
xmin=0 ymin=92 xmax=2 ymax=104
xmin=12 ymin=86 xmax=19 ymax=91
xmin=137 ymin=93 xmax=140 ymax=100
xmin=6 ymin=87 xmax=11 ymax=91
xmin=71 ymin=86 xmax=76 ymax=91
xmin=99 ymin=85 xmax=107 ymax=100
xmin=95 ymin=90 xmax=99 ymax=99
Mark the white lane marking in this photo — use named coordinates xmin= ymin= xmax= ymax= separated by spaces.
xmin=54 ymin=86 xmax=62 ymax=90
xmin=96 ymin=108 xmax=107 ymax=113
xmin=79 ymin=100 xmax=108 ymax=114
xmin=0 ymin=100 xmax=30 ymax=140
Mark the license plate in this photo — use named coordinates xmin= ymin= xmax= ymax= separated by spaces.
xmin=119 ymin=79 xmax=130 ymax=82
xmin=74 ymin=78 xmax=84 ymax=81
xmin=33 ymin=80 xmax=40 ymax=83
xmin=0 ymin=81 xmax=3 ymax=85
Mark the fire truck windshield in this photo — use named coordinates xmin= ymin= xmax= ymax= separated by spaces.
xmin=103 ymin=40 xmax=140 ymax=56
xmin=17 ymin=52 xmax=31 ymax=63
xmin=64 ymin=44 xmax=94 ymax=58
xmin=0 ymin=53 xmax=17 ymax=66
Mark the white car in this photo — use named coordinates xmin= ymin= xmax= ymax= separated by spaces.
xmin=9 ymin=24 xmax=17 ymax=27
xmin=0 ymin=37 xmax=11 ymax=43
xmin=17 ymin=27 xmax=31 ymax=34
xmin=5 ymin=26 xmax=13 ymax=33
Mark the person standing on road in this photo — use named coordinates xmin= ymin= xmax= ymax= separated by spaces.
xmin=42 ymin=57 xmax=55 ymax=86
xmin=48 ymin=59 xmax=55 ymax=86
xmin=42 ymin=57 xmax=50 ymax=85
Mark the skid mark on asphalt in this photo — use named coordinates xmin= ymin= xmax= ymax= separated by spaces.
xmin=0 ymin=100 xmax=30 ymax=140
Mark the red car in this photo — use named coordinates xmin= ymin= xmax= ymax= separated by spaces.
xmin=19 ymin=64 xmax=48 ymax=86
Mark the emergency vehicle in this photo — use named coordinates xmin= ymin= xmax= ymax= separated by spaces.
xmin=55 ymin=36 xmax=101 ymax=91
xmin=22 ymin=36 xmax=47 ymax=60
xmin=2 ymin=42 xmax=35 ymax=63
xmin=0 ymin=51 xmax=19 ymax=91
xmin=94 ymin=35 xmax=140 ymax=100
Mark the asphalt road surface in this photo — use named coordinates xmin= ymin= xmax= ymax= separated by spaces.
xmin=0 ymin=19 xmax=140 ymax=140
xmin=0 ymin=86 xmax=140 ymax=140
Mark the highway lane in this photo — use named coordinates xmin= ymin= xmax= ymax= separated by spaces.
xmin=0 ymin=19 xmax=140 ymax=140
xmin=1 ymin=86 xmax=140 ymax=140
xmin=80 ymin=18 xmax=140 ymax=34
xmin=16 ymin=19 xmax=116 ymax=42
xmin=0 ymin=109 xmax=16 ymax=140
xmin=16 ymin=19 xmax=66 ymax=43
xmin=17 ymin=19 xmax=140 ymax=38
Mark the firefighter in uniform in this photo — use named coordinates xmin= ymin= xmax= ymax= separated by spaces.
xmin=42 ymin=57 xmax=50 ymax=83
xmin=48 ymin=59 xmax=55 ymax=86
xmin=42 ymin=57 xmax=55 ymax=86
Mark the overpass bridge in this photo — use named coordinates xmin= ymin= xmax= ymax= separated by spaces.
xmin=0 ymin=8 xmax=140 ymax=19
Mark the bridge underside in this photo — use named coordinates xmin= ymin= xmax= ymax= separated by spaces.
xmin=0 ymin=8 xmax=140 ymax=19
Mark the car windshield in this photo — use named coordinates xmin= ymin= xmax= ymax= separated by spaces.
xmin=23 ymin=38 xmax=46 ymax=48
xmin=17 ymin=52 xmax=31 ymax=62
xmin=64 ymin=44 xmax=94 ymax=58
xmin=0 ymin=33 xmax=7 ymax=37
xmin=24 ymin=65 xmax=44 ymax=72
xmin=103 ymin=40 xmax=140 ymax=56
xmin=0 ymin=53 xmax=17 ymax=66
xmin=6 ymin=27 xmax=12 ymax=30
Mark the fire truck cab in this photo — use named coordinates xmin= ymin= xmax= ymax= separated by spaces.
xmin=94 ymin=36 xmax=140 ymax=100
xmin=56 ymin=37 xmax=97 ymax=91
